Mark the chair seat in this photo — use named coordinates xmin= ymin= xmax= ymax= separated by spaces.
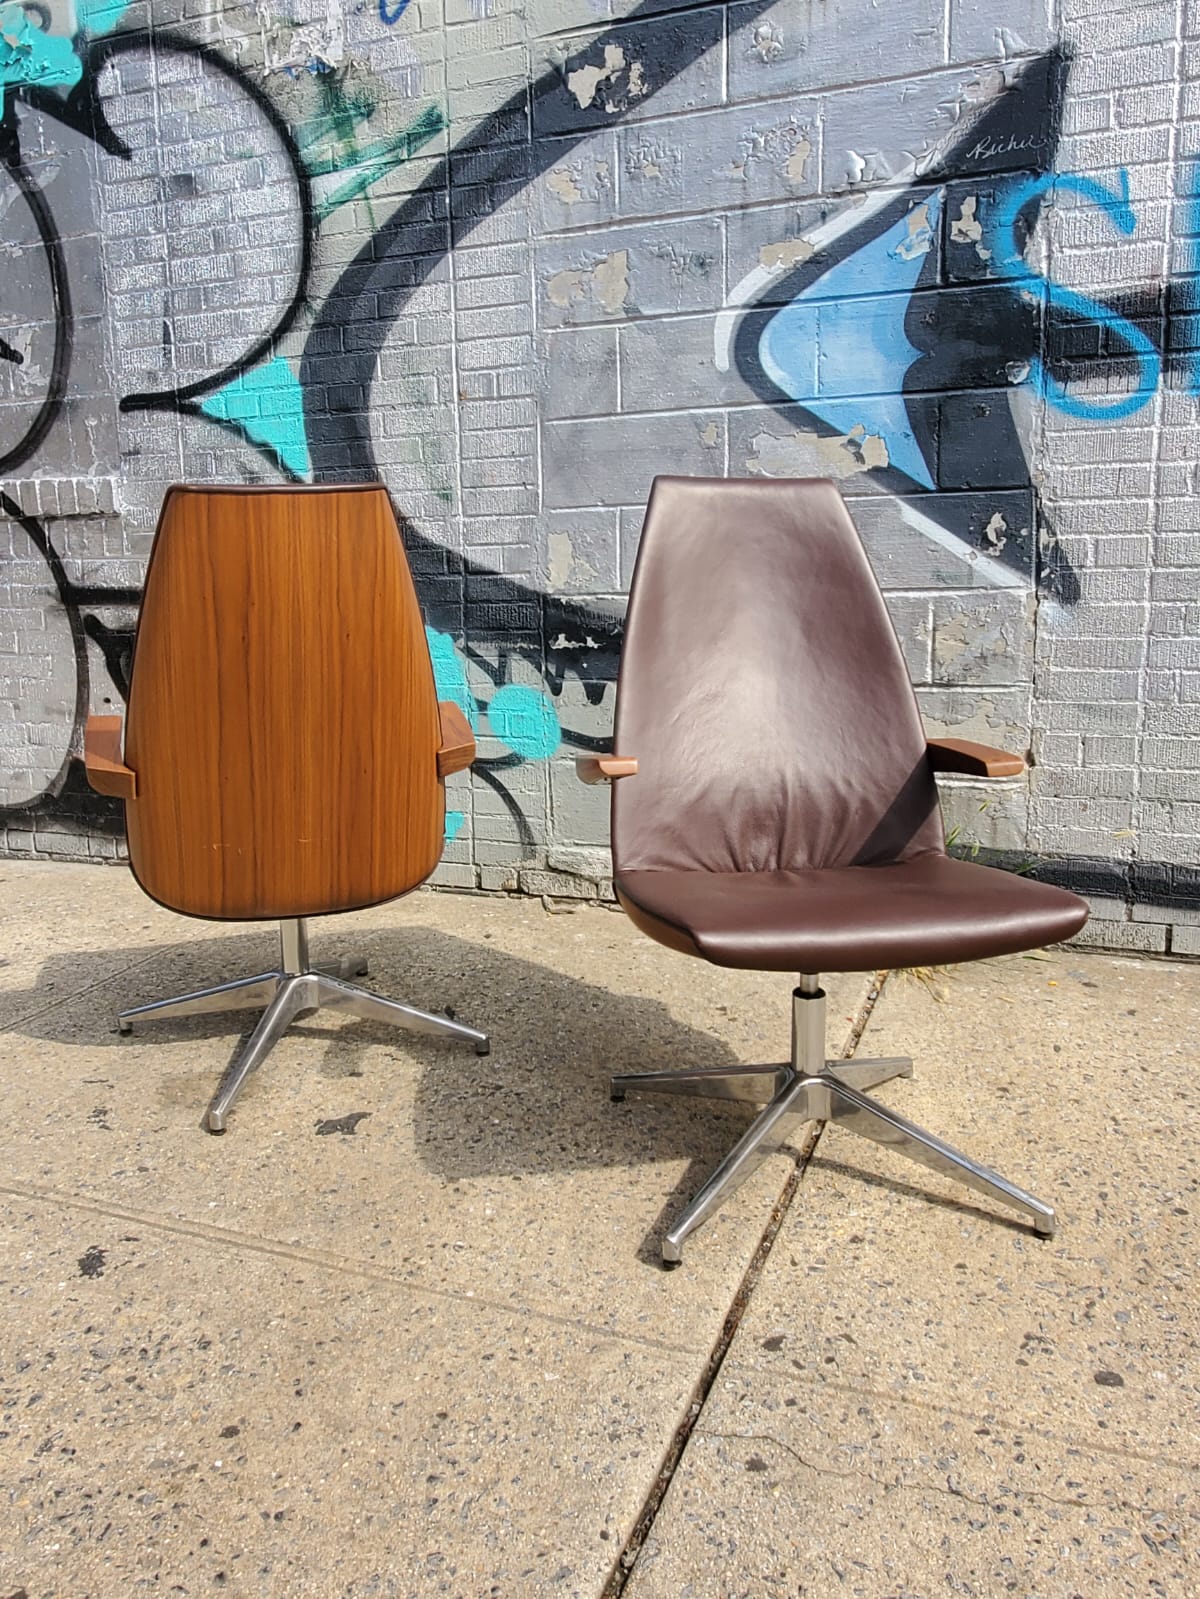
xmin=615 ymin=854 xmax=1090 ymax=973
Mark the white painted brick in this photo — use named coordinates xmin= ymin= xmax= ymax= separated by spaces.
xmin=1069 ymin=919 xmax=1169 ymax=952
xmin=4 ymin=0 xmax=1198 ymax=925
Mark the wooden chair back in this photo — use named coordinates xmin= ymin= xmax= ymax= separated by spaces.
xmin=123 ymin=484 xmax=444 ymax=919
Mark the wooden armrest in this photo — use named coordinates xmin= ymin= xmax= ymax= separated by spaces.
xmin=437 ymin=701 xmax=475 ymax=778
xmin=84 ymin=714 xmax=138 ymax=799
xmin=927 ymin=737 xmax=1024 ymax=779
xmin=576 ymin=755 xmax=639 ymax=785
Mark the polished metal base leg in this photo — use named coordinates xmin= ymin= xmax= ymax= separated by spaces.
xmin=827 ymin=1077 xmax=1056 ymax=1238
xmin=118 ymin=917 xmax=489 ymax=1131
xmin=118 ymin=972 xmax=282 ymax=1034
xmin=657 ymin=1068 xmax=1054 ymax=1263
xmin=825 ymin=1056 xmax=913 ymax=1093
xmin=314 ymin=973 xmax=490 ymax=1054
xmin=207 ymin=974 xmax=320 ymax=1132
xmin=611 ymin=1064 xmax=790 ymax=1104
xmin=610 ymin=1058 xmax=910 ymax=1104
xmin=614 ymin=977 xmax=1054 ymax=1263
xmin=316 ymin=954 xmax=369 ymax=980
xmin=661 ymin=1072 xmax=814 ymax=1263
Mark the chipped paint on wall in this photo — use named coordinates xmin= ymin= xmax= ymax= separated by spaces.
xmin=547 ymin=250 xmax=629 ymax=315
xmin=566 ymin=44 xmax=647 ymax=114
xmin=984 ymin=512 xmax=1008 ymax=552
xmin=890 ymin=201 xmax=934 ymax=261
xmin=738 ymin=118 xmax=814 ymax=189
xmin=0 ymin=4 xmax=81 ymax=110
xmin=547 ymin=531 xmax=576 ymax=589
xmin=257 ymin=0 xmax=346 ymax=76
xmin=546 ymin=168 xmax=585 ymax=204
xmin=950 ymin=194 xmax=992 ymax=261
xmin=758 ymin=237 xmax=815 ymax=271
xmin=749 ymin=20 xmax=784 ymax=63
xmin=746 ymin=425 xmax=889 ymax=479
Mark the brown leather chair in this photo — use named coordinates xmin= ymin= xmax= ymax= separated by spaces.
xmin=85 ymin=483 xmax=488 ymax=1131
xmin=580 ymin=476 xmax=1088 ymax=1264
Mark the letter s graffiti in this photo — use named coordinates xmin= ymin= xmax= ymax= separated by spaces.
xmin=992 ymin=170 xmax=1161 ymax=421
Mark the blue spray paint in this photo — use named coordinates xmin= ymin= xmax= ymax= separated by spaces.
xmin=758 ymin=197 xmax=942 ymax=488
xmin=74 ymin=0 xmax=133 ymax=36
xmin=0 ymin=5 xmax=82 ymax=111
xmin=426 ymin=627 xmax=476 ymax=844
xmin=379 ymin=0 xmax=414 ymax=24
xmin=990 ymin=171 xmax=1160 ymax=420
xmin=424 ymin=628 xmax=562 ymax=843
xmin=426 ymin=629 xmax=561 ymax=762
xmin=426 ymin=627 xmax=478 ymax=729
xmin=486 ymin=685 xmax=561 ymax=761
xmin=198 ymin=358 xmax=313 ymax=481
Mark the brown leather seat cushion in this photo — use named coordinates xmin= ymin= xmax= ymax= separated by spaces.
xmin=616 ymin=855 xmax=1089 ymax=973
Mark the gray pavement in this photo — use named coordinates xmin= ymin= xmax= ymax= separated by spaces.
xmin=1 ymin=860 xmax=1196 ymax=1598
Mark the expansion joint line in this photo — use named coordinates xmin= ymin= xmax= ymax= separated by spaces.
xmin=601 ymin=969 xmax=894 ymax=1595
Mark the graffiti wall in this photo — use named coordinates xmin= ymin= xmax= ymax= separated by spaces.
xmin=1 ymin=0 xmax=1198 ymax=951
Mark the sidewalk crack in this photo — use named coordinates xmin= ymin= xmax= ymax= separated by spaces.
xmin=700 ymin=1428 xmax=1113 ymax=1514
xmin=601 ymin=970 xmax=894 ymax=1594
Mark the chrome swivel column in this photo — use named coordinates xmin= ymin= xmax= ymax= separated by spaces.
xmin=117 ymin=917 xmax=490 ymax=1132
xmin=611 ymin=976 xmax=1055 ymax=1265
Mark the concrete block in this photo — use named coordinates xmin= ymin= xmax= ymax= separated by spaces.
xmin=549 ymin=759 xmax=610 ymax=849
xmin=730 ymin=0 xmax=944 ymax=99
xmin=536 ymin=216 xmax=723 ymax=328
xmin=541 ymin=412 xmax=724 ymax=509
xmin=618 ymin=316 xmax=758 ymax=412
xmin=546 ymin=845 xmax=614 ymax=881
xmin=616 ymin=101 xmax=820 ymax=222
xmin=950 ymin=0 xmax=1054 ymax=58
xmin=531 ymin=8 xmax=724 ymax=138
xmin=518 ymin=866 xmax=598 ymax=900
xmin=430 ymin=860 xmax=478 ymax=889
xmin=533 ymin=135 xmax=620 ymax=233
xmin=539 ymin=509 xmax=621 ymax=594
xmin=1069 ymin=917 xmax=1168 ymax=952
xmin=930 ymin=591 xmax=1034 ymax=687
xmin=538 ymin=327 xmax=620 ymax=419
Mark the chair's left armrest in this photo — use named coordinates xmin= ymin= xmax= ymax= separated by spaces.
xmin=84 ymin=715 xmax=138 ymax=799
xmin=576 ymin=756 xmax=639 ymax=784
xmin=927 ymin=737 xmax=1024 ymax=778
xmin=436 ymin=702 xmax=476 ymax=778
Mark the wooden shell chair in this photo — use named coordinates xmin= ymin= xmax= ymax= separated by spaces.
xmin=580 ymin=477 xmax=1089 ymax=1265
xmin=85 ymin=484 xmax=488 ymax=1131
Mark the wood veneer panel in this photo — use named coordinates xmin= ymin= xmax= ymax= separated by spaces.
xmin=436 ymin=702 xmax=476 ymax=778
xmin=927 ymin=738 xmax=1025 ymax=778
xmin=84 ymin=715 xmax=138 ymax=799
xmin=123 ymin=484 xmax=444 ymax=919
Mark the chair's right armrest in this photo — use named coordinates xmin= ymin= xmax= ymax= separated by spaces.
xmin=927 ymin=738 xmax=1024 ymax=778
xmin=576 ymin=756 xmax=638 ymax=785
xmin=84 ymin=715 xmax=138 ymax=799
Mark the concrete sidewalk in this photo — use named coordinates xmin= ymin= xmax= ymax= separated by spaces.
xmin=1 ymin=859 xmax=1196 ymax=1598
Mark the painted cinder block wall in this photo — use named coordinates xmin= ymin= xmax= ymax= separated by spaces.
xmin=2 ymin=0 xmax=1198 ymax=952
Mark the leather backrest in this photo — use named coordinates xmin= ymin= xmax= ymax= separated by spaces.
xmin=611 ymin=477 xmax=944 ymax=875
xmin=124 ymin=483 xmax=444 ymax=919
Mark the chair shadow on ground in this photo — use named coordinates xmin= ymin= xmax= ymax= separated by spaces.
xmin=9 ymin=921 xmax=789 ymax=1264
